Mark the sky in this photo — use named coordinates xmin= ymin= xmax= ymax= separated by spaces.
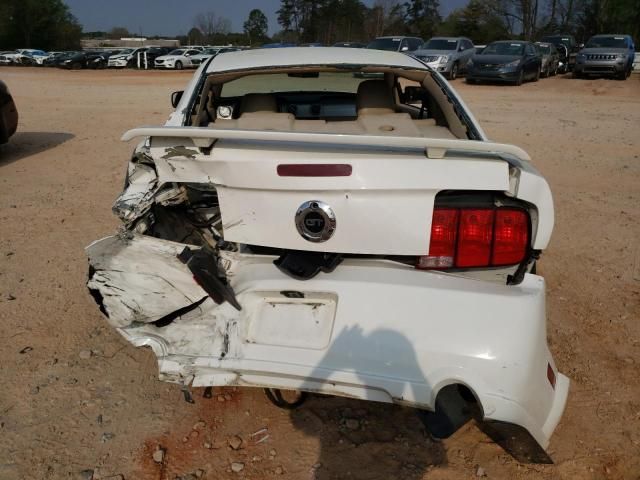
xmin=63 ymin=0 xmax=468 ymax=37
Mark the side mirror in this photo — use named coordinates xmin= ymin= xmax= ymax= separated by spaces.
xmin=458 ymin=45 xmax=464 ymax=51
xmin=578 ymin=43 xmax=584 ymax=49
xmin=171 ymin=91 xmax=184 ymax=108
xmin=400 ymin=46 xmax=409 ymax=52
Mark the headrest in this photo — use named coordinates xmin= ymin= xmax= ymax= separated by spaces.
xmin=240 ymin=93 xmax=278 ymax=113
xmin=356 ymin=80 xmax=394 ymax=112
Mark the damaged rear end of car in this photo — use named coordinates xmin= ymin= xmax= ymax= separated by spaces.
xmin=86 ymin=48 xmax=568 ymax=464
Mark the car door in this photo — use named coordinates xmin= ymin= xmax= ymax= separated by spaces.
xmin=185 ymin=49 xmax=199 ymax=66
xmin=524 ymin=44 xmax=538 ymax=77
xmin=460 ymin=39 xmax=474 ymax=69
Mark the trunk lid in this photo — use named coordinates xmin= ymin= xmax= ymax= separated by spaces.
xmin=125 ymin=128 xmax=519 ymax=255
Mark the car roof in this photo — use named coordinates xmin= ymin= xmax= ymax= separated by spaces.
xmin=375 ymin=36 xmax=422 ymax=40
xmin=590 ymin=34 xmax=629 ymax=38
xmin=206 ymin=46 xmax=426 ymax=73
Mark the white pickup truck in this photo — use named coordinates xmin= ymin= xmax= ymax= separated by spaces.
xmin=86 ymin=47 xmax=568 ymax=463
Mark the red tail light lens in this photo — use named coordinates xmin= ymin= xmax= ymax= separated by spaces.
xmin=457 ymin=209 xmax=494 ymax=267
xmin=418 ymin=208 xmax=458 ymax=269
xmin=418 ymin=206 xmax=530 ymax=269
xmin=492 ymin=209 xmax=529 ymax=266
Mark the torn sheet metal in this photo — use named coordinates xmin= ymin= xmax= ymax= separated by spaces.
xmin=86 ymin=234 xmax=207 ymax=327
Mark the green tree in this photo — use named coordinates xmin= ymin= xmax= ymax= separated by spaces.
xmin=438 ymin=0 xmax=510 ymax=44
xmin=187 ymin=27 xmax=204 ymax=45
xmin=403 ymin=0 xmax=442 ymax=39
xmin=0 ymin=0 xmax=82 ymax=50
xmin=244 ymin=9 xmax=269 ymax=45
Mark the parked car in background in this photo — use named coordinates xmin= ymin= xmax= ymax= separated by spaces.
xmin=412 ymin=36 xmax=475 ymax=79
xmin=86 ymin=46 xmax=568 ymax=465
xmin=466 ymin=40 xmax=542 ymax=85
xmin=128 ymin=47 xmax=172 ymax=69
xmin=0 ymin=80 xmax=18 ymax=144
xmin=0 ymin=52 xmax=15 ymax=66
xmin=108 ymin=48 xmax=148 ymax=68
xmin=189 ymin=47 xmax=241 ymax=67
xmin=367 ymin=36 xmax=423 ymax=53
xmin=44 ymin=51 xmax=77 ymax=67
xmin=17 ymin=49 xmax=49 ymax=65
xmin=57 ymin=51 xmax=112 ymax=69
xmin=534 ymin=42 xmax=560 ymax=77
xmin=539 ymin=34 xmax=579 ymax=73
xmin=261 ymin=43 xmax=297 ymax=48
xmin=333 ymin=42 xmax=366 ymax=48
xmin=574 ymin=34 xmax=635 ymax=79
xmin=154 ymin=48 xmax=202 ymax=70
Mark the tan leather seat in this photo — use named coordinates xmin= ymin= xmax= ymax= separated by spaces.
xmin=356 ymin=80 xmax=396 ymax=115
xmin=240 ymin=93 xmax=278 ymax=113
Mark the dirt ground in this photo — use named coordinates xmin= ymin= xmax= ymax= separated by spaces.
xmin=0 ymin=66 xmax=639 ymax=480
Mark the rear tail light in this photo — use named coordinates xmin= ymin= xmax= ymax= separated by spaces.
xmin=418 ymin=207 xmax=529 ymax=269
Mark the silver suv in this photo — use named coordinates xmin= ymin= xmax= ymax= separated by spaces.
xmin=574 ymin=34 xmax=635 ymax=79
xmin=412 ymin=37 xmax=475 ymax=79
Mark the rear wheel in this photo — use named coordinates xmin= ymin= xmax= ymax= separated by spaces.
xmin=449 ymin=62 xmax=458 ymax=80
xmin=71 ymin=62 xmax=82 ymax=70
xmin=174 ymin=60 xmax=183 ymax=70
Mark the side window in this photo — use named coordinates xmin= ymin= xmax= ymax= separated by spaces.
xmin=400 ymin=39 xmax=409 ymax=51
xmin=410 ymin=38 xmax=422 ymax=50
xmin=465 ymin=40 xmax=474 ymax=49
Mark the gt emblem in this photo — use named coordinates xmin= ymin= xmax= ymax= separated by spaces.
xmin=295 ymin=201 xmax=336 ymax=242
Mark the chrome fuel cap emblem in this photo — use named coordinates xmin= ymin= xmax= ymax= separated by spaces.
xmin=295 ymin=201 xmax=336 ymax=242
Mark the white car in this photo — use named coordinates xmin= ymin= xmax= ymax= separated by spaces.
xmin=107 ymin=48 xmax=147 ymax=68
xmin=189 ymin=47 xmax=241 ymax=67
xmin=154 ymin=48 xmax=201 ymax=70
xmin=86 ymin=47 xmax=568 ymax=463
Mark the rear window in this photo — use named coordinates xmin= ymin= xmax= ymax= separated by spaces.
xmin=586 ymin=36 xmax=627 ymax=48
xmin=221 ymin=73 xmax=364 ymax=97
xmin=367 ymin=38 xmax=401 ymax=51
xmin=423 ymin=39 xmax=458 ymax=50
xmin=482 ymin=43 xmax=524 ymax=56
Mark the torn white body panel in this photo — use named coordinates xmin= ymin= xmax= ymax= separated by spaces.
xmin=87 ymin=233 xmax=568 ymax=452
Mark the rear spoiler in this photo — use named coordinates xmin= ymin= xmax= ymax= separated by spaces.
xmin=122 ymin=127 xmax=531 ymax=162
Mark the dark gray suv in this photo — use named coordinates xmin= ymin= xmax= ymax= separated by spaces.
xmin=574 ymin=34 xmax=635 ymax=79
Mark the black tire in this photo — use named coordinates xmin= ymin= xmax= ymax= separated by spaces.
xmin=71 ymin=62 xmax=82 ymax=70
xmin=175 ymin=60 xmax=183 ymax=70
xmin=449 ymin=62 xmax=458 ymax=80
xmin=514 ymin=69 xmax=524 ymax=86
xmin=572 ymin=70 xmax=582 ymax=79
xmin=466 ymin=78 xmax=476 ymax=84
xmin=533 ymin=67 xmax=540 ymax=82
xmin=552 ymin=64 xmax=558 ymax=76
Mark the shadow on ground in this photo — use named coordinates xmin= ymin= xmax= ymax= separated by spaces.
xmin=288 ymin=326 xmax=447 ymax=479
xmin=0 ymin=131 xmax=74 ymax=167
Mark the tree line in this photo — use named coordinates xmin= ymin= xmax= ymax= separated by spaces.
xmin=1 ymin=0 xmax=636 ymax=51
xmin=272 ymin=0 xmax=639 ymax=45
xmin=0 ymin=0 xmax=82 ymax=50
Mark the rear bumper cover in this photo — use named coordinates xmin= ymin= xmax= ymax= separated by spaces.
xmin=87 ymin=234 xmax=568 ymax=456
